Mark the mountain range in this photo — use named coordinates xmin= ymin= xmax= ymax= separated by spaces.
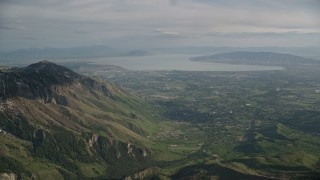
xmin=0 ymin=46 xmax=154 ymax=63
xmin=191 ymin=51 xmax=320 ymax=67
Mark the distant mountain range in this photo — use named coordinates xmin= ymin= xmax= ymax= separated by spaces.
xmin=191 ymin=51 xmax=320 ymax=67
xmin=2 ymin=45 xmax=320 ymax=62
xmin=152 ymin=46 xmax=320 ymax=58
xmin=1 ymin=45 xmax=119 ymax=59
xmin=0 ymin=45 xmax=153 ymax=61
xmin=123 ymin=50 xmax=153 ymax=57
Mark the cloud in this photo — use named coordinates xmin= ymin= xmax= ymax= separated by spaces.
xmin=23 ymin=37 xmax=40 ymax=40
xmin=0 ymin=0 xmax=319 ymax=50
xmin=151 ymin=29 xmax=184 ymax=38
xmin=169 ymin=0 xmax=178 ymax=6
xmin=0 ymin=25 xmax=16 ymax=30
xmin=206 ymin=31 xmax=320 ymax=38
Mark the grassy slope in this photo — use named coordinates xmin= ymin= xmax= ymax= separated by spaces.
xmin=0 ymin=78 xmax=164 ymax=179
xmin=0 ymin=79 xmax=209 ymax=179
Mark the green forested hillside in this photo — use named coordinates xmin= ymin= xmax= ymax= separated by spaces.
xmin=0 ymin=61 xmax=160 ymax=179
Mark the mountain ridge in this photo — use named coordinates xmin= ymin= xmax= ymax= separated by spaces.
xmin=0 ymin=61 xmax=122 ymax=102
xmin=0 ymin=61 xmax=158 ymax=179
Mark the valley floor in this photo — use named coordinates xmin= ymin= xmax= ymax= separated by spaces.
xmin=91 ymin=64 xmax=320 ymax=179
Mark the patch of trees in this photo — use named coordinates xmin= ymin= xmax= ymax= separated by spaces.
xmin=0 ymin=155 xmax=32 ymax=178
xmin=93 ymin=136 xmax=156 ymax=179
xmin=157 ymin=101 xmax=212 ymax=123
xmin=0 ymin=113 xmax=34 ymax=141
xmin=32 ymin=130 xmax=91 ymax=174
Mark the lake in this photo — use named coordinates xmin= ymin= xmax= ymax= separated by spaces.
xmin=87 ymin=54 xmax=284 ymax=71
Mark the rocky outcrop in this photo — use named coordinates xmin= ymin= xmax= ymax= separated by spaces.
xmin=139 ymin=147 xmax=150 ymax=157
xmin=88 ymin=134 xmax=99 ymax=148
xmin=0 ymin=173 xmax=17 ymax=180
xmin=127 ymin=143 xmax=135 ymax=157
xmin=124 ymin=167 xmax=161 ymax=180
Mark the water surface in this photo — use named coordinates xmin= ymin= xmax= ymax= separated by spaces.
xmin=88 ymin=54 xmax=284 ymax=71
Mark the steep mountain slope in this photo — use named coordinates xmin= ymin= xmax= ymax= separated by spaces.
xmin=0 ymin=61 xmax=158 ymax=179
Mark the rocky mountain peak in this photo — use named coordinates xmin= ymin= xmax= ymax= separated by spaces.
xmin=25 ymin=60 xmax=78 ymax=79
xmin=0 ymin=61 xmax=81 ymax=101
xmin=0 ymin=61 xmax=122 ymax=104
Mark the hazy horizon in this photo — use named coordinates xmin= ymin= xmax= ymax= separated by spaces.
xmin=0 ymin=0 xmax=319 ymax=51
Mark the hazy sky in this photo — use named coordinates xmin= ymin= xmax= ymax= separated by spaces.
xmin=0 ymin=0 xmax=319 ymax=51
